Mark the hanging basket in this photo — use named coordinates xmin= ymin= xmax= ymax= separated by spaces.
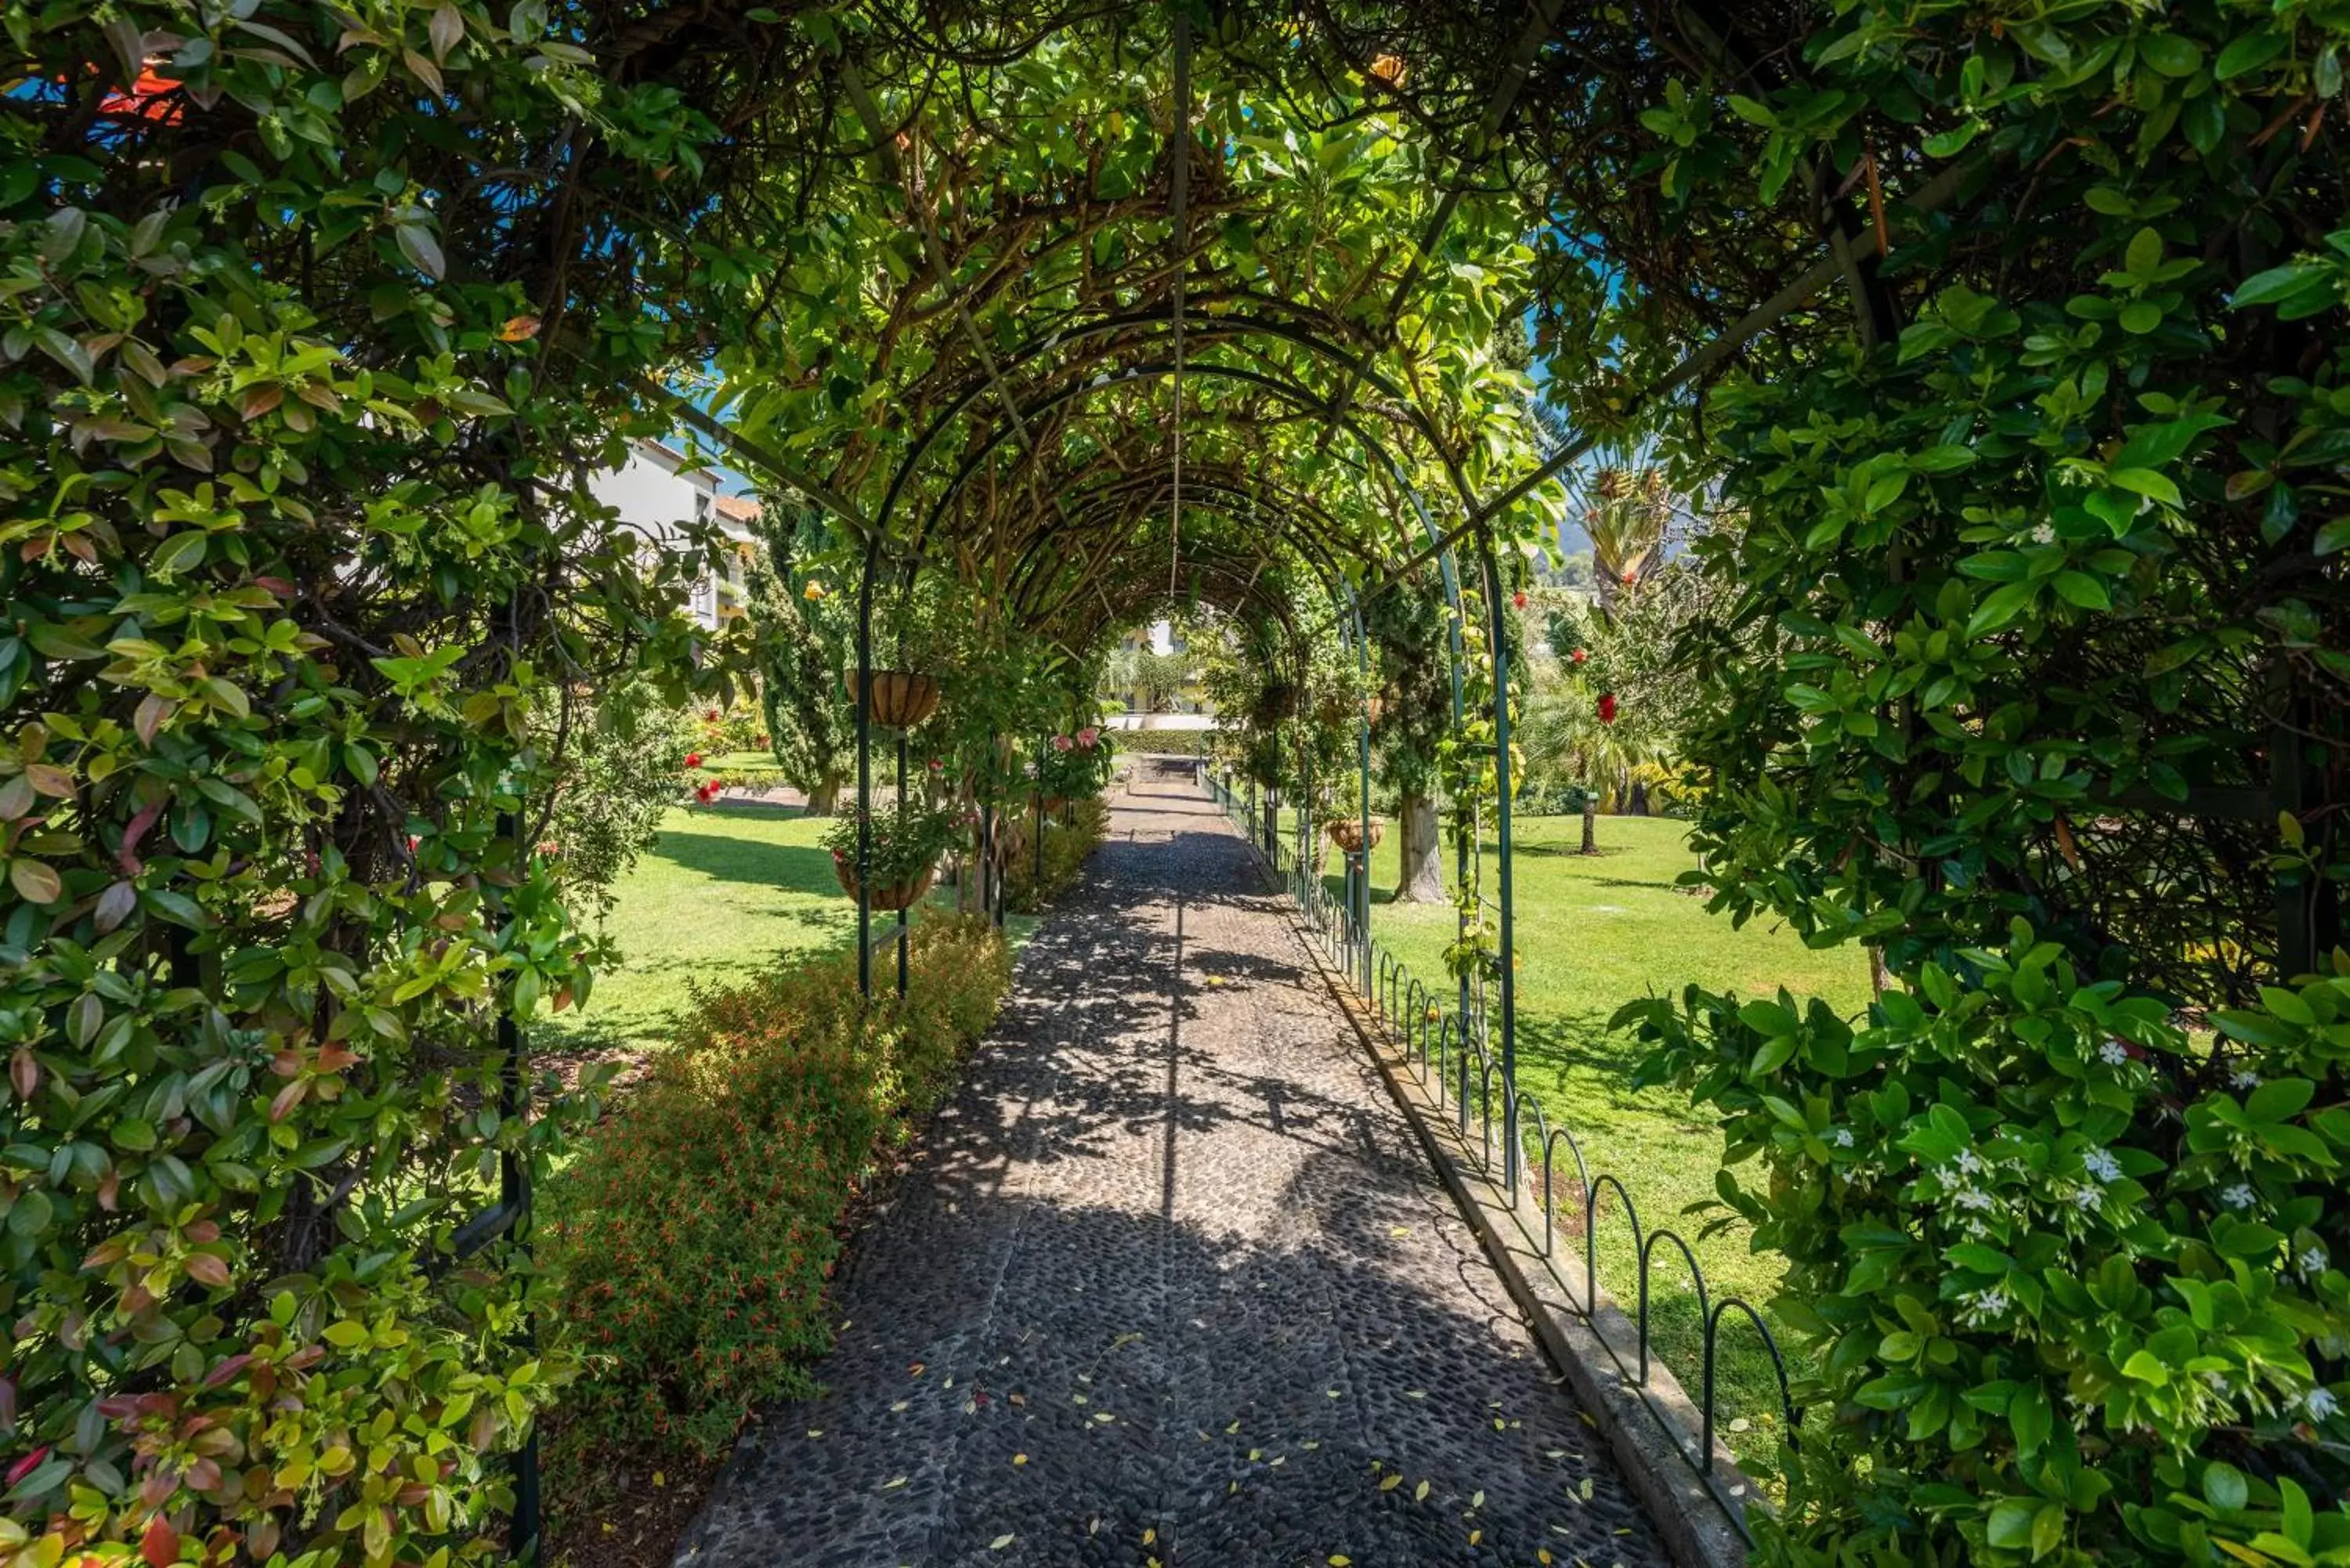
xmin=846 ymin=669 xmax=942 ymax=729
xmin=1252 ymin=681 xmax=1296 ymax=726
xmin=1326 ymin=818 xmax=1384 ymax=854
xmin=833 ymin=860 xmax=936 ymax=912
xmin=1365 ymin=695 xmax=1386 ymax=726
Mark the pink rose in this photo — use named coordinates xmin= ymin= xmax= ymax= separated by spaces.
xmin=1052 ymin=735 xmax=1073 ymax=752
xmin=1076 ymin=727 xmax=1100 ymax=749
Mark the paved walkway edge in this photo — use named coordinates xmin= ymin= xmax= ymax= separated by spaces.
xmin=1262 ymin=865 xmax=1757 ymax=1568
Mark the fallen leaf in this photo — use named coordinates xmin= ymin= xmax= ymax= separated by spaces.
xmin=990 ymin=1534 xmax=1014 ymax=1550
xmin=1013 ymin=1454 xmax=1028 ymax=1466
xmin=1329 ymin=1557 xmax=1352 ymax=1566
xmin=1142 ymin=1528 xmax=1155 ymax=1545
xmin=1008 ymin=1392 xmax=1026 ymax=1407
xmin=909 ymin=1362 xmax=925 ymax=1376
xmin=1470 ymin=1530 xmax=1482 ymax=1546
xmin=1405 ymin=1389 xmax=1426 ymax=1400
xmin=891 ymin=1401 xmax=909 ymax=1412
xmin=806 ymin=1429 xmax=822 ymax=1439
xmin=1414 ymin=1480 xmax=1430 ymax=1501
xmin=883 ymin=1476 xmax=906 ymax=1490
xmin=1379 ymin=1475 xmax=1401 ymax=1492
xmin=1224 ymin=1420 xmax=1240 ymax=1433
xmin=653 ymin=1472 xmax=665 ymax=1487
xmin=1472 ymin=1490 xmax=1485 ymax=1510
xmin=1581 ymin=1479 xmax=1595 ymax=1501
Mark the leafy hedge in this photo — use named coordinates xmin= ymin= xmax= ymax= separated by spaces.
xmin=0 ymin=3 xmax=736 ymax=1562
xmin=1616 ymin=3 xmax=2350 ymax=1565
xmin=543 ymin=915 xmax=1011 ymax=1468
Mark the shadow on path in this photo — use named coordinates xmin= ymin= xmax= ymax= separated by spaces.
xmin=674 ymin=778 xmax=1670 ymax=1568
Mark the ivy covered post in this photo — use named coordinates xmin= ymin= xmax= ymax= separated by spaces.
xmin=1478 ymin=540 xmax=1520 ymax=1194
xmin=1352 ymin=595 xmax=1376 ymax=994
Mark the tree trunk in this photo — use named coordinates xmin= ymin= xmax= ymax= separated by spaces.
xmin=1395 ymin=790 xmax=1445 ymax=902
xmin=1581 ymin=793 xmax=1599 ymax=854
xmin=805 ymin=775 xmax=842 ymax=815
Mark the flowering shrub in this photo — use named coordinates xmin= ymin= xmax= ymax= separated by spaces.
xmin=544 ymin=916 xmax=1011 ymax=1465
xmin=1003 ymin=797 xmax=1109 ymax=913
xmin=1032 ymin=727 xmax=1115 ymax=800
xmin=1611 ymin=1 xmax=2350 ymax=1561
xmin=1623 ymin=938 xmax=2350 ymax=1564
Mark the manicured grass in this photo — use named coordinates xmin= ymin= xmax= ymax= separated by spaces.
xmin=1281 ymin=803 xmax=1871 ymax=1473
xmin=540 ymin=804 xmax=1003 ymax=1060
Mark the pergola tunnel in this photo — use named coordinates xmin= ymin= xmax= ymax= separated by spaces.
xmin=8 ymin=2 xmax=2345 ymax=1566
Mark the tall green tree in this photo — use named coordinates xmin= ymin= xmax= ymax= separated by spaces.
xmin=746 ymin=505 xmax=857 ymax=815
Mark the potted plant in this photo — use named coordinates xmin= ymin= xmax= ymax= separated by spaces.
xmin=844 ymin=667 xmax=942 ymax=728
xmin=822 ymin=797 xmax=960 ymax=909
xmin=1325 ymin=816 xmax=1383 ymax=854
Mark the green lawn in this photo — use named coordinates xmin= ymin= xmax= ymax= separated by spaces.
xmin=540 ymin=804 xmax=1000 ymax=1061
xmin=1282 ymin=803 xmax=1871 ymax=1472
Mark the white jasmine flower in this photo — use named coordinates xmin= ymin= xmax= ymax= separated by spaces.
xmin=2071 ymin=1185 xmax=2102 ymax=1210
xmin=1959 ymin=1288 xmax=2009 ymax=1325
xmin=2202 ymin=1371 xmax=2230 ymax=1396
xmin=2231 ymin=1069 xmax=2262 ymax=1090
xmin=2082 ymin=1148 xmax=2122 ymax=1184
xmin=2029 ymin=522 xmax=2056 ymax=544
xmin=2099 ymin=1039 xmax=2130 ymax=1066
xmin=2300 ymin=1247 xmax=2329 ymax=1277
xmin=1953 ymin=1188 xmax=1996 ymax=1212
xmin=1954 ymin=1148 xmax=1983 ymax=1176
xmin=2305 ymin=1388 xmax=2341 ymax=1422
xmin=2222 ymin=1183 xmax=2256 ymax=1209
xmin=1831 ymin=1128 xmax=1854 ymax=1148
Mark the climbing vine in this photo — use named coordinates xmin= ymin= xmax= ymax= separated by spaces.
xmin=1611 ymin=4 xmax=2350 ymax=1563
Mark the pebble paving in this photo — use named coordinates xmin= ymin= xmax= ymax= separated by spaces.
xmin=674 ymin=764 xmax=1672 ymax=1568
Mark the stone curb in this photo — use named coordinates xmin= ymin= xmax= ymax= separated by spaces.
xmin=1264 ymin=871 xmax=1756 ymax=1568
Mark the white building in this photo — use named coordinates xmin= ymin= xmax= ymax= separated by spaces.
xmin=586 ymin=437 xmax=761 ymax=628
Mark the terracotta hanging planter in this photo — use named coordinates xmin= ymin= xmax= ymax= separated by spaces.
xmin=833 ymin=861 xmax=935 ymax=912
xmin=846 ymin=669 xmax=942 ymax=728
xmin=1253 ymin=681 xmax=1296 ymax=726
xmin=1365 ymin=695 xmax=1386 ymax=726
xmin=1326 ymin=818 xmax=1383 ymax=854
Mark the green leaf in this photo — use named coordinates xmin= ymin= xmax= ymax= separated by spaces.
xmin=2108 ymin=467 xmax=2182 ymax=505
xmin=2214 ymin=31 xmax=2287 ymax=81
xmin=2204 ymin=1461 xmax=2249 ymax=1514
xmin=2052 ymin=572 xmax=2111 ymax=609
xmin=2117 ymin=299 xmax=2163 ymax=334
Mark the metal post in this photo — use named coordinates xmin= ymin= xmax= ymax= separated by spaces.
xmin=896 ymin=726 xmax=909 ymax=997
xmin=1353 ymin=596 xmax=1373 ymax=994
xmin=1480 ymin=540 xmax=1519 ymax=1194
xmin=497 ymin=803 xmax=538 ymax=1559
xmin=855 ymin=539 xmax=879 ymax=999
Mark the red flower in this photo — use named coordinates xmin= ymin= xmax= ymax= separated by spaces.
xmin=705 ymin=708 xmax=720 ymax=722
xmin=1571 ymin=648 xmax=1588 ymax=664
xmin=1512 ymin=590 xmax=1528 ymax=610
xmin=685 ymin=752 xmax=703 ymax=769
xmin=1597 ymin=692 xmax=1618 ymax=725
xmin=927 ymin=758 xmax=943 ymax=772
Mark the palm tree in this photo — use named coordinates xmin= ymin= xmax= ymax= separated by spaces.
xmin=1582 ymin=464 xmax=1672 ymax=615
xmin=1518 ymin=654 xmax=1650 ymax=854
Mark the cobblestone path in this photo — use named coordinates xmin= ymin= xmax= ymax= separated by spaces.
xmin=675 ymin=767 xmax=1671 ymax=1568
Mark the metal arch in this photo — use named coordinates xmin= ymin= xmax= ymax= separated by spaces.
xmin=878 ymin=305 xmax=1488 ymax=548
xmin=1000 ymin=475 xmax=1370 ymax=628
xmin=998 ymin=493 xmax=1345 ymax=639
xmin=993 ymin=459 xmax=1397 ymax=575
xmin=909 ymin=360 xmax=1459 ymax=600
